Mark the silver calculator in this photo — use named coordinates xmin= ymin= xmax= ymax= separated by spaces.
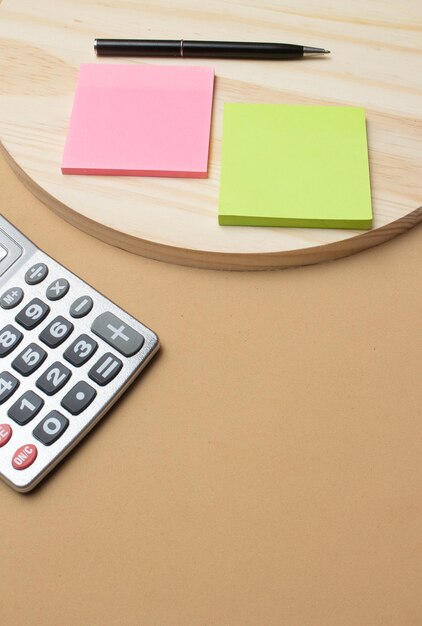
xmin=0 ymin=215 xmax=159 ymax=492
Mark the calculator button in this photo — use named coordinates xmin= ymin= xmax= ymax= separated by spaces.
xmin=36 ymin=362 xmax=71 ymax=396
xmin=0 ymin=287 xmax=24 ymax=310
xmin=0 ymin=325 xmax=23 ymax=357
xmin=70 ymin=296 xmax=93 ymax=318
xmin=46 ymin=278 xmax=70 ymax=301
xmin=0 ymin=424 xmax=13 ymax=448
xmin=91 ymin=312 xmax=145 ymax=357
xmin=12 ymin=444 xmax=38 ymax=470
xmin=63 ymin=334 xmax=98 ymax=367
xmin=33 ymin=411 xmax=69 ymax=446
xmin=89 ymin=353 xmax=123 ymax=386
xmin=39 ymin=316 xmax=74 ymax=348
xmin=61 ymin=381 xmax=97 ymax=415
xmin=25 ymin=263 xmax=48 ymax=285
xmin=12 ymin=343 xmax=47 ymax=376
xmin=8 ymin=391 xmax=44 ymax=425
xmin=15 ymin=298 xmax=50 ymax=330
xmin=0 ymin=371 xmax=19 ymax=404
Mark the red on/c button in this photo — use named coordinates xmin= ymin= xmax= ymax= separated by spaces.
xmin=0 ymin=424 xmax=12 ymax=448
xmin=12 ymin=444 xmax=38 ymax=470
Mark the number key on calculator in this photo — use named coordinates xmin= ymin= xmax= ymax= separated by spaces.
xmin=0 ymin=215 xmax=159 ymax=492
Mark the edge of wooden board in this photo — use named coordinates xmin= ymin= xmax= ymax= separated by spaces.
xmin=2 ymin=140 xmax=421 ymax=271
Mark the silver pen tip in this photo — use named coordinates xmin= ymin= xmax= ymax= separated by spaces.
xmin=303 ymin=46 xmax=331 ymax=56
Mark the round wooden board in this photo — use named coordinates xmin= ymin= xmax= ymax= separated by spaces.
xmin=0 ymin=0 xmax=421 ymax=270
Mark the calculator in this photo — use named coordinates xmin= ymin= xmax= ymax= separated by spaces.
xmin=0 ymin=215 xmax=159 ymax=492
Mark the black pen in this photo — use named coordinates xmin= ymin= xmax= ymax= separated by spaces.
xmin=94 ymin=39 xmax=330 ymax=60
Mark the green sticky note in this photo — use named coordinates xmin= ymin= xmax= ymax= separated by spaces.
xmin=218 ymin=104 xmax=372 ymax=229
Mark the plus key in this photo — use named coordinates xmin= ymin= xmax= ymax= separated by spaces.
xmin=91 ymin=312 xmax=145 ymax=357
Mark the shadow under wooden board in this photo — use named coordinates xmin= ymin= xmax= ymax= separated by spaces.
xmin=0 ymin=0 xmax=421 ymax=270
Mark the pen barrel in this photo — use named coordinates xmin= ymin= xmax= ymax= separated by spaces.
xmin=95 ymin=39 xmax=304 ymax=59
xmin=183 ymin=41 xmax=303 ymax=59
xmin=95 ymin=39 xmax=181 ymax=56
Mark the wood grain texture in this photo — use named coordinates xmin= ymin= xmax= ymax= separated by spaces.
xmin=0 ymin=0 xmax=421 ymax=270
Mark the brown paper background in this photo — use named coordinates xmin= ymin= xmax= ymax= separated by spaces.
xmin=0 ymin=152 xmax=421 ymax=625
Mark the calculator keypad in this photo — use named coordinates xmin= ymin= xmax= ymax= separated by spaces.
xmin=0 ymin=215 xmax=159 ymax=492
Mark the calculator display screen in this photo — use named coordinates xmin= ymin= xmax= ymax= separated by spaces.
xmin=0 ymin=228 xmax=23 ymax=277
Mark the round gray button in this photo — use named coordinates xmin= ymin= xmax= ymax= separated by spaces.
xmin=25 ymin=263 xmax=48 ymax=285
xmin=46 ymin=278 xmax=70 ymax=301
xmin=32 ymin=411 xmax=69 ymax=446
xmin=69 ymin=296 xmax=93 ymax=318
xmin=0 ymin=287 xmax=24 ymax=309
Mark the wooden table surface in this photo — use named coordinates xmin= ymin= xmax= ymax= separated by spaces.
xmin=1 ymin=1 xmax=422 ymax=624
xmin=0 ymin=0 xmax=421 ymax=269
xmin=1 ymin=148 xmax=421 ymax=625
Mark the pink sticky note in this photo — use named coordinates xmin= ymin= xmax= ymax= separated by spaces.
xmin=61 ymin=64 xmax=215 ymax=177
